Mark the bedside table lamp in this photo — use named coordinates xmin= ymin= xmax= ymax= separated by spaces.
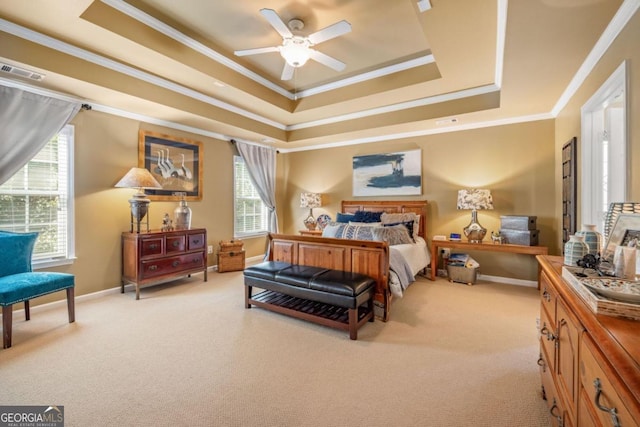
xmin=457 ymin=189 xmax=494 ymax=243
xmin=115 ymin=167 xmax=162 ymax=233
xmin=300 ymin=192 xmax=322 ymax=231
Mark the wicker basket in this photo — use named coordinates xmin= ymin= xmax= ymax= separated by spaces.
xmin=219 ymin=239 xmax=244 ymax=252
xmin=218 ymin=250 xmax=245 ymax=273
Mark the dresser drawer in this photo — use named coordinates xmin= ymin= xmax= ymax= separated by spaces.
xmin=188 ymin=232 xmax=206 ymax=250
xmin=166 ymin=234 xmax=186 ymax=254
xmin=579 ymin=334 xmax=639 ymax=427
xmin=141 ymin=253 xmax=205 ymax=279
xmin=140 ymin=237 xmax=164 ymax=257
xmin=539 ymin=299 xmax=556 ymax=374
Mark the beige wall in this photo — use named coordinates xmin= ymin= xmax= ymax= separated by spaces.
xmin=555 ymin=9 xmax=640 ymax=245
xmin=280 ymin=120 xmax=556 ymax=281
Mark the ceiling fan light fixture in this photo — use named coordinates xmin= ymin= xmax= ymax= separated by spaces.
xmin=280 ymin=37 xmax=311 ymax=67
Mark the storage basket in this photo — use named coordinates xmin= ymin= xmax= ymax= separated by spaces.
xmin=446 ymin=265 xmax=478 ymax=286
xmin=218 ymin=250 xmax=245 ymax=273
xmin=219 ymin=239 xmax=244 ymax=252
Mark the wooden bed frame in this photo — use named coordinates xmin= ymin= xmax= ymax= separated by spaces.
xmin=267 ymin=200 xmax=428 ymax=321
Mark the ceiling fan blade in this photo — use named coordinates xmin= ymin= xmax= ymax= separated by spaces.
xmin=281 ymin=63 xmax=294 ymax=81
xmin=260 ymin=8 xmax=293 ymax=39
xmin=307 ymin=20 xmax=351 ymax=45
xmin=308 ymin=49 xmax=346 ymax=72
xmin=234 ymin=46 xmax=279 ymax=57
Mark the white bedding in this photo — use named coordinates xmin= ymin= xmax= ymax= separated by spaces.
xmin=388 ymin=236 xmax=430 ymax=298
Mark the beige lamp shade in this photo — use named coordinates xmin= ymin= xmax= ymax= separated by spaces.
xmin=300 ymin=192 xmax=322 ymax=208
xmin=115 ymin=167 xmax=162 ymax=191
xmin=457 ymin=189 xmax=494 ymax=210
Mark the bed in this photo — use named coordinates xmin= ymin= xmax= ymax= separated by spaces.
xmin=340 ymin=200 xmax=430 ymax=299
xmin=267 ymin=200 xmax=429 ymax=321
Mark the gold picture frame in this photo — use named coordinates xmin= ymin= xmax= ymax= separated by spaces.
xmin=138 ymin=130 xmax=203 ymax=201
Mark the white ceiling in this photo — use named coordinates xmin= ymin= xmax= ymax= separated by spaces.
xmin=0 ymin=0 xmax=629 ymax=151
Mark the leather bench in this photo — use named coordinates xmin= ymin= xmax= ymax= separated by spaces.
xmin=243 ymin=261 xmax=375 ymax=340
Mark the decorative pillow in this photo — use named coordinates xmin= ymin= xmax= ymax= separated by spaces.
xmin=348 ymin=221 xmax=382 ymax=227
xmin=383 ymin=220 xmax=415 ymax=242
xmin=334 ymin=224 xmax=377 ymax=241
xmin=372 ymin=225 xmax=413 ymax=246
xmin=322 ymin=223 xmax=344 ymax=238
xmin=381 ymin=212 xmax=420 ymax=237
xmin=352 ymin=210 xmax=383 ymax=223
xmin=335 ymin=212 xmax=356 ymax=223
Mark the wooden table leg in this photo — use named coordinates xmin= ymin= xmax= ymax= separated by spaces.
xmin=430 ymin=243 xmax=439 ymax=280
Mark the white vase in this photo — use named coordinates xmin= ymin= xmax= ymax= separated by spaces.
xmin=575 ymin=224 xmax=602 ymax=256
xmin=564 ymin=235 xmax=589 ymax=266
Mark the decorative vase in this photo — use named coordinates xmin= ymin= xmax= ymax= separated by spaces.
xmin=174 ymin=196 xmax=192 ymax=230
xmin=575 ymin=224 xmax=602 ymax=256
xmin=564 ymin=235 xmax=589 ymax=266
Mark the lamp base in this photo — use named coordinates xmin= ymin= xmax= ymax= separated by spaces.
xmin=129 ymin=194 xmax=150 ymax=233
xmin=303 ymin=208 xmax=317 ymax=231
xmin=463 ymin=210 xmax=487 ymax=243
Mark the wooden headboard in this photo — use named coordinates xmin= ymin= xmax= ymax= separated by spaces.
xmin=341 ymin=200 xmax=428 ymax=238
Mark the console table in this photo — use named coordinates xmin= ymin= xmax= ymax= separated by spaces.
xmin=121 ymin=228 xmax=208 ymax=299
xmin=429 ymin=240 xmax=548 ymax=281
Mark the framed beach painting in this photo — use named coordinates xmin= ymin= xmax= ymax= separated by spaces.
xmin=352 ymin=149 xmax=422 ymax=196
xmin=138 ymin=130 xmax=203 ymax=201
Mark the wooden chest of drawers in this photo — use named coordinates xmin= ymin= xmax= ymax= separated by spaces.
xmin=121 ymin=228 xmax=208 ymax=299
xmin=537 ymin=255 xmax=640 ymax=427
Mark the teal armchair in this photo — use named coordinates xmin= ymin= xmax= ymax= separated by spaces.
xmin=0 ymin=231 xmax=75 ymax=349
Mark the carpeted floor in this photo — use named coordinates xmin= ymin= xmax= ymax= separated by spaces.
xmin=0 ymin=271 xmax=550 ymax=426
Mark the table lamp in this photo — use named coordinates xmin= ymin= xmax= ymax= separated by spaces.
xmin=115 ymin=167 xmax=163 ymax=233
xmin=300 ymin=192 xmax=322 ymax=231
xmin=457 ymin=189 xmax=494 ymax=243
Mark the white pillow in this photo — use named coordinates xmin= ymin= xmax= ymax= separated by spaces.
xmin=322 ymin=223 xmax=343 ymax=238
xmin=348 ymin=221 xmax=382 ymax=227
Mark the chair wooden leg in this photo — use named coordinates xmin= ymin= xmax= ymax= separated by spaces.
xmin=66 ymin=288 xmax=75 ymax=323
xmin=24 ymin=300 xmax=30 ymax=321
xmin=2 ymin=305 xmax=12 ymax=349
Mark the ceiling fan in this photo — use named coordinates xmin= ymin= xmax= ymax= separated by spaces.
xmin=234 ymin=8 xmax=351 ymax=81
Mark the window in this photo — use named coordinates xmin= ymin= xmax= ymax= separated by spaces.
xmin=581 ymin=61 xmax=627 ymax=232
xmin=234 ymin=155 xmax=268 ymax=237
xmin=0 ymin=125 xmax=75 ymax=267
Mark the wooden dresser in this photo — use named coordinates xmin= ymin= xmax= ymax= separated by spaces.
xmin=537 ymin=255 xmax=640 ymax=427
xmin=122 ymin=228 xmax=208 ymax=299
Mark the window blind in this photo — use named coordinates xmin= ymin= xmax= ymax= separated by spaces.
xmin=0 ymin=125 xmax=74 ymax=262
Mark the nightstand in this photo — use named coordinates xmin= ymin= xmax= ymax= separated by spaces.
xmin=299 ymin=230 xmax=322 ymax=236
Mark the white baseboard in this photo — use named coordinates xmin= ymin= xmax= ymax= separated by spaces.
xmin=426 ymin=268 xmax=538 ymax=288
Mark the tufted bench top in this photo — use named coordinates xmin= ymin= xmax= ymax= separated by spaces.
xmin=244 ymin=261 xmax=375 ymax=297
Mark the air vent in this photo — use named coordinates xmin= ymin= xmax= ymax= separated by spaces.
xmin=0 ymin=63 xmax=45 ymax=81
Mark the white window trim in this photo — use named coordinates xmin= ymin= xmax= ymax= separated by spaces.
xmin=32 ymin=124 xmax=76 ymax=269
xmin=233 ymin=155 xmax=268 ymax=238
xmin=580 ymin=60 xmax=628 ymax=230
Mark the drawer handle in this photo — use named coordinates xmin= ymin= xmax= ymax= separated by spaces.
xmin=594 ymin=378 xmax=621 ymax=427
xmin=172 ymin=260 xmax=180 ymax=268
xmin=542 ymin=289 xmax=551 ymax=302
xmin=172 ymin=241 xmax=180 ymax=247
xmin=149 ymin=244 xmax=159 ymax=250
xmin=192 ymin=258 xmax=199 ymax=264
xmin=549 ymin=398 xmax=563 ymax=427
xmin=193 ymin=239 xmax=200 ymax=244
xmin=540 ymin=325 xmax=556 ymax=342
xmin=537 ymin=353 xmax=546 ymax=372
xmin=149 ymin=265 xmax=158 ymax=271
